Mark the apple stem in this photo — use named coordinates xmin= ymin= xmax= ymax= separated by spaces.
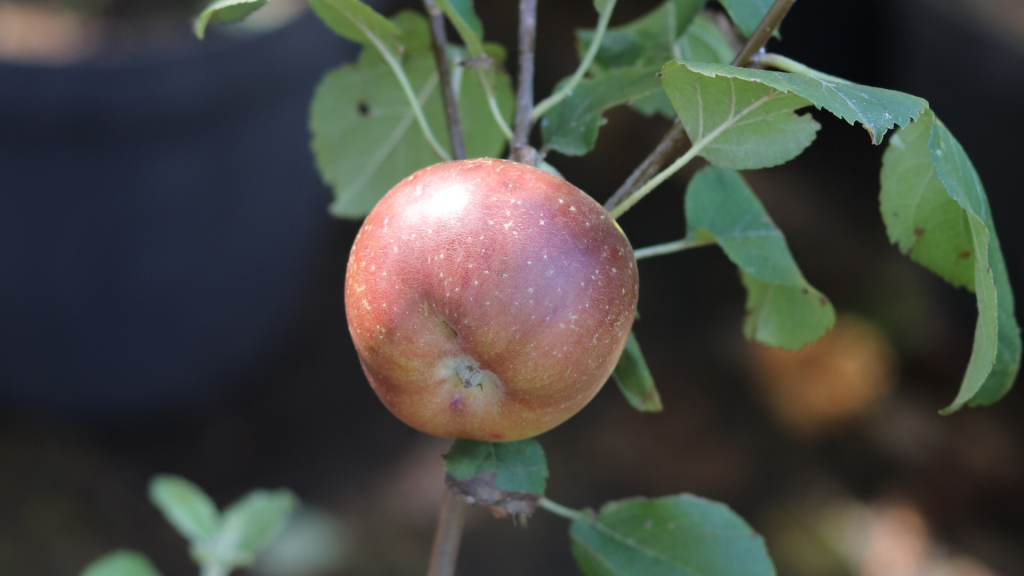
xmin=603 ymin=0 xmax=797 ymax=214
xmin=424 ymin=0 xmax=467 ymax=160
xmin=427 ymin=486 xmax=468 ymax=576
xmin=510 ymin=0 xmax=538 ymax=163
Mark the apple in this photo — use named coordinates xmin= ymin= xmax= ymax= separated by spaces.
xmin=345 ymin=159 xmax=639 ymax=441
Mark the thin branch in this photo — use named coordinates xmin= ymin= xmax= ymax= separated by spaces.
xmin=511 ymin=0 xmax=538 ymax=163
xmin=633 ymin=237 xmax=715 ymax=260
xmin=426 ymin=487 xmax=468 ymax=576
xmin=531 ymin=0 xmax=617 ymax=120
xmin=425 ymin=0 xmax=466 ymax=160
xmin=538 ymin=498 xmax=585 ymax=521
xmin=359 ymin=21 xmax=452 ymax=162
xmin=604 ymin=0 xmax=797 ymax=214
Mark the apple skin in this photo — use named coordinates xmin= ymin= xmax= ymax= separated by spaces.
xmin=345 ymin=158 xmax=638 ymax=441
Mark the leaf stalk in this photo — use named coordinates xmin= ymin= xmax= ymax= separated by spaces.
xmin=633 ymin=237 xmax=716 ymax=260
xmin=538 ymin=498 xmax=585 ymax=521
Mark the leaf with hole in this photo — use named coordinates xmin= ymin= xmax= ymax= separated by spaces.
xmin=193 ymin=0 xmax=267 ymax=39
xmin=310 ymin=11 xmax=513 ymax=219
xmin=148 ymin=475 xmax=219 ymax=543
xmin=881 ymin=110 xmax=1020 ymax=412
xmin=570 ymin=494 xmax=776 ymax=576
xmin=81 ymin=551 xmax=162 ymax=576
xmin=612 ymin=332 xmax=663 ymax=412
xmin=685 ymin=167 xmax=834 ymax=349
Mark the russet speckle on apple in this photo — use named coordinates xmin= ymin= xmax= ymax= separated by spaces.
xmin=345 ymin=159 xmax=639 ymax=441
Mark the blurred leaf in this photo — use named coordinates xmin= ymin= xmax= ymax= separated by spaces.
xmin=203 ymin=489 xmax=300 ymax=568
xmin=193 ymin=0 xmax=267 ymax=39
xmin=148 ymin=475 xmax=219 ymax=542
xmin=81 ymin=550 xmax=162 ymax=576
xmin=253 ymin=509 xmax=352 ymax=576
xmin=310 ymin=11 xmax=513 ymax=219
xmin=686 ymin=167 xmax=834 ymax=349
xmin=718 ymin=0 xmax=774 ymax=38
xmin=435 ymin=0 xmax=484 ymax=56
xmin=632 ymin=14 xmax=736 ymax=118
xmin=571 ymin=494 xmax=776 ymax=576
xmin=309 ymin=0 xmax=401 ymax=51
xmin=666 ymin=61 xmax=926 ymax=146
xmin=444 ymin=439 xmax=548 ymax=495
xmin=881 ymin=110 xmax=1020 ymax=411
xmin=612 ymin=332 xmax=663 ymax=412
xmin=541 ymin=65 xmax=662 ymax=156
xmin=661 ymin=61 xmax=819 ymax=169
xmin=577 ymin=0 xmax=705 ymax=70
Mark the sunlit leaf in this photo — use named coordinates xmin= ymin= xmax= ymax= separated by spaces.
xmin=685 ymin=167 xmax=834 ymax=349
xmin=571 ymin=494 xmax=775 ymax=576
xmin=193 ymin=0 xmax=267 ymax=39
xmin=148 ymin=475 xmax=219 ymax=542
xmin=612 ymin=332 xmax=663 ymax=412
xmin=540 ymin=65 xmax=662 ymax=156
xmin=309 ymin=0 xmax=401 ymax=51
xmin=662 ymin=61 xmax=819 ymax=169
xmin=81 ymin=551 xmax=162 ymax=576
xmin=444 ymin=439 xmax=548 ymax=496
xmin=881 ymin=110 xmax=1020 ymax=412
xmin=310 ymin=12 xmax=513 ymax=219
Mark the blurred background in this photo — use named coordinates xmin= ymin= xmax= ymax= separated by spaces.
xmin=1 ymin=0 xmax=1023 ymax=575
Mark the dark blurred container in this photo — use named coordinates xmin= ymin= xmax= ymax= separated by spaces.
xmin=0 ymin=11 xmax=356 ymax=417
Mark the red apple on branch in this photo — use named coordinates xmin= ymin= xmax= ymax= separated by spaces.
xmin=345 ymin=159 xmax=639 ymax=441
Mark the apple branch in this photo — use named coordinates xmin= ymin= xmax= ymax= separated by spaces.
xmin=604 ymin=0 xmax=797 ymax=214
xmin=427 ymin=486 xmax=468 ymax=576
xmin=511 ymin=0 xmax=538 ymax=163
xmin=424 ymin=0 xmax=466 ymax=160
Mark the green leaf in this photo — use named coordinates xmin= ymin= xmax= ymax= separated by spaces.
xmin=661 ymin=61 xmax=819 ymax=169
xmin=444 ymin=439 xmax=548 ymax=495
xmin=666 ymin=61 xmax=927 ymax=146
xmin=82 ymin=551 xmax=162 ymax=576
xmin=541 ymin=65 xmax=662 ymax=156
xmin=148 ymin=475 xmax=219 ymax=542
xmin=881 ymin=110 xmax=1020 ymax=412
xmin=202 ymin=489 xmax=300 ymax=567
xmin=570 ymin=494 xmax=776 ymax=576
xmin=612 ymin=332 xmax=663 ymax=412
xmin=435 ymin=0 xmax=485 ymax=57
xmin=718 ymin=0 xmax=775 ymax=38
xmin=310 ymin=11 xmax=513 ymax=219
xmin=632 ymin=14 xmax=737 ymax=118
xmin=686 ymin=167 xmax=834 ymax=349
xmin=309 ymin=0 xmax=401 ymax=51
xmin=577 ymin=0 xmax=705 ymax=71
xmin=193 ymin=0 xmax=267 ymax=40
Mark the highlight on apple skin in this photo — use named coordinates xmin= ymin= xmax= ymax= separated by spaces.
xmin=345 ymin=159 xmax=639 ymax=441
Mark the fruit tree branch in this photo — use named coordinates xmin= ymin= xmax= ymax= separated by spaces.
xmin=424 ymin=0 xmax=466 ymax=160
xmin=426 ymin=486 xmax=468 ymax=576
xmin=511 ymin=0 xmax=538 ymax=163
xmin=603 ymin=0 xmax=797 ymax=213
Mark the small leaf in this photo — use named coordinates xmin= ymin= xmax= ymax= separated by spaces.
xmin=81 ymin=550 xmax=162 ymax=576
xmin=718 ymin=0 xmax=775 ymax=38
xmin=686 ymin=167 xmax=835 ymax=349
xmin=435 ymin=0 xmax=485 ymax=57
xmin=666 ymin=61 xmax=927 ymax=146
xmin=203 ymin=489 xmax=300 ymax=567
xmin=541 ymin=65 xmax=662 ymax=156
xmin=570 ymin=494 xmax=776 ymax=576
xmin=310 ymin=11 xmax=513 ymax=219
xmin=577 ymin=0 xmax=705 ymax=71
xmin=193 ymin=0 xmax=267 ymax=40
xmin=661 ymin=61 xmax=820 ymax=169
xmin=148 ymin=475 xmax=219 ymax=542
xmin=881 ymin=110 xmax=1020 ymax=412
xmin=612 ymin=332 xmax=663 ymax=412
xmin=309 ymin=0 xmax=401 ymax=51
xmin=444 ymin=439 xmax=549 ymax=517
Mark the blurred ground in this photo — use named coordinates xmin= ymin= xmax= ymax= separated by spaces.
xmin=1 ymin=1 xmax=1023 ymax=575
